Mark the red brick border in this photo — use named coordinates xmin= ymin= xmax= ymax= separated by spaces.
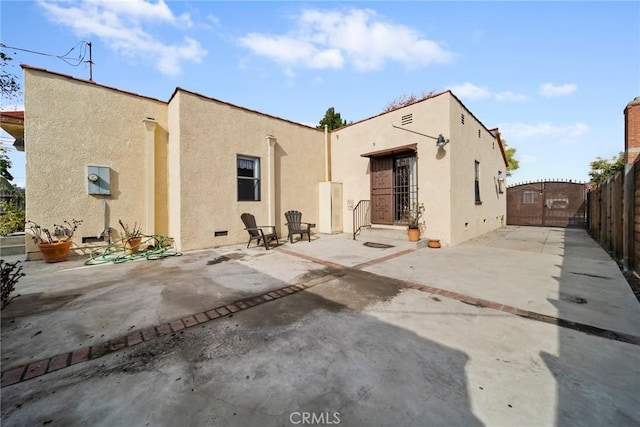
xmin=3 ymin=251 xmax=639 ymax=389
xmin=0 ymin=277 xmax=331 ymax=388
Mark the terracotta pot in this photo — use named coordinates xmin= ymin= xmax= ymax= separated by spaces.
xmin=428 ymin=239 xmax=441 ymax=249
xmin=38 ymin=240 xmax=73 ymax=263
xmin=408 ymin=227 xmax=420 ymax=242
xmin=125 ymin=237 xmax=143 ymax=254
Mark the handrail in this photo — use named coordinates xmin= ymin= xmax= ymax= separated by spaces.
xmin=353 ymin=199 xmax=371 ymax=240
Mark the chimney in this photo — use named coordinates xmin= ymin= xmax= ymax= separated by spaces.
xmin=624 ymin=96 xmax=640 ymax=164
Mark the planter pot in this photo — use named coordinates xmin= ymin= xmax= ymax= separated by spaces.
xmin=427 ymin=239 xmax=441 ymax=249
xmin=38 ymin=240 xmax=73 ymax=263
xmin=125 ymin=237 xmax=143 ymax=255
xmin=408 ymin=227 xmax=420 ymax=242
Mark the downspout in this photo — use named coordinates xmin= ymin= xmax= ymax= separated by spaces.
xmin=324 ymin=124 xmax=330 ymax=181
xmin=143 ymin=118 xmax=158 ymax=235
xmin=266 ymin=135 xmax=277 ymax=226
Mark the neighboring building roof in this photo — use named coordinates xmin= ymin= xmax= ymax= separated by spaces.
xmin=1 ymin=111 xmax=25 ymax=151
xmin=1 ymin=111 xmax=24 ymax=121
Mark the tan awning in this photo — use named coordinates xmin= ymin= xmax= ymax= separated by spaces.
xmin=360 ymin=143 xmax=417 ymax=158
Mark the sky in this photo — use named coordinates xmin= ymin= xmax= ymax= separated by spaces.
xmin=1 ymin=0 xmax=639 ymax=189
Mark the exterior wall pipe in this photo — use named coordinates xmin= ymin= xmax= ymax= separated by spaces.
xmin=324 ymin=124 xmax=330 ymax=181
xmin=266 ymin=135 xmax=277 ymax=227
xmin=143 ymin=118 xmax=158 ymax=235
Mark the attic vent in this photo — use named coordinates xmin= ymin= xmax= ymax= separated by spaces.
xmin=401 ymin=114 xmax=413 ymax=125
xmin=478 ymin=129 xmax=481 ymax=138
xmin=461 ymin=113 xmax=465 ymax=125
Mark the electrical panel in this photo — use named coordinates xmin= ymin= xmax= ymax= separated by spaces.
xmin=87 ymin=165 xmax=111 ymax=195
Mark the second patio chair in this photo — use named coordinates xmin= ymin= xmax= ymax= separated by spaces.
xmin=240 ymin=213 xmax=279 ymax=250
xmin=284 ymin=210 xmax=311 ymax=243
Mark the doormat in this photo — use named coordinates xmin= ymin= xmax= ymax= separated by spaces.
xmin=363 ymin=242 xmax=395 ymax=249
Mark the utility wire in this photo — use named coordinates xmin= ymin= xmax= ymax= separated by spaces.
xmin=0 ymin=41 xmax=88 ymax=67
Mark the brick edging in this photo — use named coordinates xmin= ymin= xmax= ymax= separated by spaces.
xmin=0 ymin=274 xmax=336 ymax=388
xmin=402 ymin=281 xmax=640 ymax=346
xmin=4 ymin=251 xmax=639 ymax=388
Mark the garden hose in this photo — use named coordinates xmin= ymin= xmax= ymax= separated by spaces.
xmin=84 ymin=234 xmax=182 ymax=265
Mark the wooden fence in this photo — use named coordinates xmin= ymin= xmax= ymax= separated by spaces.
xmin=587 ymin=162 xmax=638 ymax=273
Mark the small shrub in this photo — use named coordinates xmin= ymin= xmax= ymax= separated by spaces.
xmin=1 ymin=259 xmax=25 ymax=309
xmin=0 ymin=201 xmax=25 ymax=236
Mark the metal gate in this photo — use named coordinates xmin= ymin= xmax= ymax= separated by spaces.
xmin=507 ymin=181 xmax=587 ymax=228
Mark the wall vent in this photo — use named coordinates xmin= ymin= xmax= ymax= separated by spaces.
xmin=478 ymin=129 xmax=481 ymax=138
xmin=401 ymin=114 xmax=413 ymax=125
xmin=461 ymin=113 xmax=465 ymax=125
xmin=214 ymin=231 xmax=228 ymax=237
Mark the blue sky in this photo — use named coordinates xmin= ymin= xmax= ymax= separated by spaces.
xmin=1 ymin=1 xmax=639 ymax=188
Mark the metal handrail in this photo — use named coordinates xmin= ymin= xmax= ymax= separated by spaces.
xmin=353 ymin=200 xmax=371 ymax=240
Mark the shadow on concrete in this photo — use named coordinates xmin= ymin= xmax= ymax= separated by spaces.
xmin=541 ymin=228 xmax=640 ymax=426
xmin=1 ymin=252 xmax=484 ymax=426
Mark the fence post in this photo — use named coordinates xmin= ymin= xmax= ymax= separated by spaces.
xmin=623 ymin=163 xmax=634 ymax=271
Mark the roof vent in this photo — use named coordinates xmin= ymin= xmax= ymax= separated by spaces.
xmin=401 ymin=114 xmax=413 ymax=125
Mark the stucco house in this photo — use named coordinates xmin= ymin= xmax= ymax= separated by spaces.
xmin=17 ymin=65 xmax=507 ymax=260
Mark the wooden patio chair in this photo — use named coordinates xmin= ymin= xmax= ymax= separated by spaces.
xmin=284 ymin=210 xmax=311 ymax=243
xmin=240 ymin=213 xmax=279 ymax=250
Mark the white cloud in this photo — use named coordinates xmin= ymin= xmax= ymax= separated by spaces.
xmin=498 ymin=122 xmax=590 ymax=142
xmin=239 ymin=8 xmax=454 ymax=72
xmin=449 ymin=83 xmax=492 ymax=100
xmin=448 ymin=83 xmax=527 ymax=102
xmin=494 ymin=91 xmax=528 ymax=102
xmin=38 ymin=0 xmax=206 ymax=76
xmin=540 ymin=83 xmax=577 ymax=97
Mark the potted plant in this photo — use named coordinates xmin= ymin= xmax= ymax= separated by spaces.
xmin=405 ymin=202 xmax=424 ymax=242
xmin=26 ymin=219 xmax=83 ymax=263
xmin=119 ymin=219 xmax=143 ymax=255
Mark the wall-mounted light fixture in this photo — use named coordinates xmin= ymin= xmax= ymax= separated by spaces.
xmin=497 ymin=171 xmax=505 ymax=194
xmin=436 ymin=134 xmax=449 ymax=148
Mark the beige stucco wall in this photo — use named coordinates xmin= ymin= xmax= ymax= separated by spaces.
xmin=24 ymin=68 xmax=168 ymax=259
xmin=331 ymin=92 xmax=507 ymax=246
xmin=332 ymin=93 xmax=454 ymax=243
xmin=448 ymin=99 xmax=507 ymax=245
xmin=169 ymin=90 xmax=326 ymax=251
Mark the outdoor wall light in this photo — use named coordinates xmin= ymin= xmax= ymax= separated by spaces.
xmin=436 ymin=134 xmax=449 ymax=148
xmin=497 ymin=171 xmax=505 ymax=194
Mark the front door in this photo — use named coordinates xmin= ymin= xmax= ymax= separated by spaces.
xmin=371 ymin=157 xmax=393 ymax=224
xmin=370 ymin=155 xmax=417 ymax=225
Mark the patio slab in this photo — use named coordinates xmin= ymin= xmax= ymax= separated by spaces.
xmin=1 ymin=226 xmax=639 ymax=425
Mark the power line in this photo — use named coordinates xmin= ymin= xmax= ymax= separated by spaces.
xmin=0 ymin=41 xmax=93 ymax=80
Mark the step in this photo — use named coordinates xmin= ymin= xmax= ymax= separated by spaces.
xmin=0 ymin=244 xmax=26 ymax=256
xmin=356 ymin=226 xmax=428 ymax=250
xmin=1 ymin=234 xmax=26 ymax=256
xmin=1 ymin=234 xmax=26 ymax=246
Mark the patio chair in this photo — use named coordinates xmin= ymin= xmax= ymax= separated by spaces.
xmin=284 ymin=210 xmax=311 ymax=243
xmin=240 ymin=213 xmax=279 ymax=250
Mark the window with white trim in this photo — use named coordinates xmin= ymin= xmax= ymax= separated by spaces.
xmin=237 ymin=155 xmax=260 ymax=201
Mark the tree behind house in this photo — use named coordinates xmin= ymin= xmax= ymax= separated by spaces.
xmin=588 ymin=153 xmax=624 ymax=184
xmin=317 ymin=107 xmax=347 ymax=131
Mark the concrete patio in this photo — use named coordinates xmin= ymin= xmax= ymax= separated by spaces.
xmin=1 ymin=226 xmax=639 ymax=426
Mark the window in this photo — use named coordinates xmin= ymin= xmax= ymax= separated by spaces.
xmin=237 ymin=155 xmax=260 ymax=201
xmin=474 ymin=160 xmax=481 ymax=204
xmin=522 ymin=191 xmax=537 ymax=204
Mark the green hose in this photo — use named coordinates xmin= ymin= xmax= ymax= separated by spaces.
xmin=84 ymin=234 xmax=182 ymax=265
